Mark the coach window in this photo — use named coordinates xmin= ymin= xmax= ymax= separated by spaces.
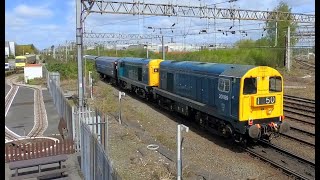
xmin=218 ymin=78 xmax=230 ymax=93
xmin=269 ymin=76 xmax=282 ymax=92
xmin=243 ymin=78 xmax=257 ymax=94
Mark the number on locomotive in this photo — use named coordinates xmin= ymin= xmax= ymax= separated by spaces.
xmin=256 ymin=96 xmax=276 ymax=105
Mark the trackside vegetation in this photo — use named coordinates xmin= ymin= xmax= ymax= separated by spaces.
xmin=44 ymin=56 xmax=99 ymax=81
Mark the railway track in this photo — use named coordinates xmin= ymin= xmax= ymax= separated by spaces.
xmin=285 ymin=115 xmax=314 ymax=126
xmin=284 ymin=95 xmax=315 ymax=125
xmin=284 ymin=95 xmax=315 ymax=105
xmin=296 ymin=60 xmax=315 ymax=69
xmin=280 ymin=132 xmax=315 ymax=147
xmin=5 ymin=77 xmax=22 ymax=142
xmin=290 ymin=126 xmax=315 ymax=137
xmin=26 ymin=87 xmax=48 ymax=137
xmin=5 ymin=76 xmax=48 ymax=141
xmin=245 ymin=140 xmax=315 ymax=180
xmin=283 ymin=94 xmax=315 ymax=146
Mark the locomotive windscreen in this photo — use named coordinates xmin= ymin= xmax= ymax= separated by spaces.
xmin=269 ymin=76 xmax=282 ymax=92
xmin=243 ymin=78 xmax=257 ymax=94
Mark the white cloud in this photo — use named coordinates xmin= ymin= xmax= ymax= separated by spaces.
xmin=13 ymin=4 xmax=53 ymax=18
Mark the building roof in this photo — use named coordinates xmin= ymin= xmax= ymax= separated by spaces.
xmin=25 ymin=64 xmax=42 ymax=67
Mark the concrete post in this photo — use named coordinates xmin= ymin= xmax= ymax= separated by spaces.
xmin=286 ymin=26 xmax=291 ymax=71
xmin=275 ymin=21 xmax=278 ymax=47
xmin=177 ymin=124 xmax=189 ymax=180
xmin=162 ymin=35 xmax=165 ymax=60
xmin=106 ymin=115 xmax=109 ymax=152
xmin=76 ymin=0 xmax=84 ymax=107
xmin=147 ymin=45 xmax=149 ymax=58
xmin=118 ymin=91 xmax=125 ymax=124
xmin=89 ymin=71 xmax=93 ymax=99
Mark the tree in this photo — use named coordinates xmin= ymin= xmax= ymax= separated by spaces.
xmin=235 ymin=39 xmax=256 ymax=48
xmin=266 ymin=1 xmax=298 ymax=47
xmin=255 ymin=37 xmax=271 ymax=47
xmin=264 ymin=1 xmax=298 ymax=66
xmin=15 ymin=44 xmax=39 ymax=56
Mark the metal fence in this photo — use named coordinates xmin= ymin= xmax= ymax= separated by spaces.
xmin=81 ymin=122 xmax=120 ymax=180
xmin=43 ymin=66 xmax=120 ymax=180
xmin=43 ymin=66 xmax=75 ymax=140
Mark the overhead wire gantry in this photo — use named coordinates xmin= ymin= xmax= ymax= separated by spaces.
xmin=76 ymin=0 xmax=315 ymax=107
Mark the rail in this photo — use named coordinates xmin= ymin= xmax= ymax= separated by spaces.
xmin=244 ymin=140 xmax=315 ymax=180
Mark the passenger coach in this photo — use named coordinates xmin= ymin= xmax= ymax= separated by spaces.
xmin=95 ymin=56 xmax=120 ymax=84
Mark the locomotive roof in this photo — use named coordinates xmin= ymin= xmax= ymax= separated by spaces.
xmin=118 ymin=57 xmax=151 ymax=65
xmin=160 ymin=60 xmax=256 ymax=78
xmin=84 ymin=55 xmax=98 ymax=60
xmin=95 ymin=56 xmax=120 ymax=62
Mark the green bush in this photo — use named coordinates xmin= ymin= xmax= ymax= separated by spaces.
xmin=46 ymin=60 xmax=98 ymax=81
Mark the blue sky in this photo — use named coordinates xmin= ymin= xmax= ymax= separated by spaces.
xmin=5 ymin=0 xmax=314 ymax=50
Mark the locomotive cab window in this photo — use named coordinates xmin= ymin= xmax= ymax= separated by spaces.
xmin=269 ymin=76 xmax=282 ymax=92
xmin=218 ymin=78 xmax=230 ymax=92
xmin=243 ymin=78 xmax=257 ymax=95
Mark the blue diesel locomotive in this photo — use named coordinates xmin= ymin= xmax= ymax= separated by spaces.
xmin=93 ymin=56 xmax=289 ymax=143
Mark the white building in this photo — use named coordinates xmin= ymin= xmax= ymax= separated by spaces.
xmin=24 ymin=64 xmax=43 ymax=83
xmin=9 ymin=42 xmax=16 ymax=56
xmin=5 ymin=41 xmax=16 ymax=57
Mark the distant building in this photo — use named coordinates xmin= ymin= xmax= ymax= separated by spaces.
xmin=9 ymin=42 xmax=16 ymax=56
xmin=5 ymin=41 xmax=16 ymax=57
xmin=5 ymin=41 xmax=10 ymax=57
xmin=127 ymin=44 xmax=145 ymax=50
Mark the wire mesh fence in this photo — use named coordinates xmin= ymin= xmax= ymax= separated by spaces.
xmin=81 ymin=121 xmax=121 ymax=180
